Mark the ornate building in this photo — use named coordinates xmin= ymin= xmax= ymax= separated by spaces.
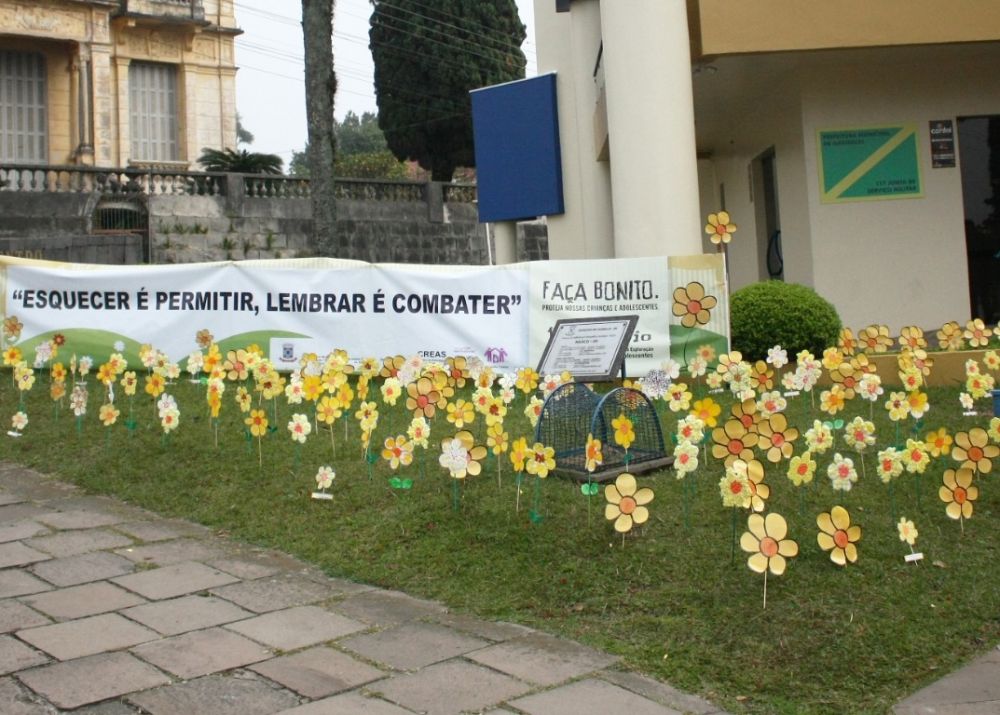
xmin=0 ymin=0 xmax=239 ymax=169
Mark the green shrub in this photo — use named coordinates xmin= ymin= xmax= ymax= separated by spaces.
xmin=730 ymin=281 xmax=841 ymax=361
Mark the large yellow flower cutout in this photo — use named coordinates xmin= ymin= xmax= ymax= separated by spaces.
xmin=612 ymin=413 xmax=636 ymax=450
xmin=604 ymin=473 xmax=654 ymax=533
xmin=672 ymin=282 xmax=717 ymax=329
xmin=741 ymin=512 xmax=798 ymax=576
xmin=756 ymin=413 xmax=798 ymax=463
xmin=817 ymin=506 xmax=861 ymax=566
xmin=952 ymin=428 xmax=999 ymax=473
xmin=245 ymin=409 xmax=268 ymax=437
xmin=964 ymin=318 xmax=993 ymax=348
xmin=705 ymin=211 xmax=737 ymax=245
xmin=940 ymin=468 xmax=978 ymax=521
xmin=525 ymin=442 xmax=556 ymax=478
xmin=711 ymin=418 xmax=759 ymax=466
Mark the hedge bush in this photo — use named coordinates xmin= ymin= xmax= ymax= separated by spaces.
xmin=730 ymin=281 xmax=841 ymax=361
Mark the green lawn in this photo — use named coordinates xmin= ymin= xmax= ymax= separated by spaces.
xmin=3 ymin=373 xmax=998 ymax=715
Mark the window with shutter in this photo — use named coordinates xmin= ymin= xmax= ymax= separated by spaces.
xmin=0 ymin=51 xmax=48 ymax=164
xmin=129 ymin=61 xmax=179 ymax=162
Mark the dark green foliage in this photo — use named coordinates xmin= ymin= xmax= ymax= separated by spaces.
xmin=289 ymin=112 xmax=408 ymax=179
xmin=197 ymin=147 xmax=283 ymax=174
xmin=369 ymin=0 xmax=526 ymax=181
xmin=730 ymin=281 xmax=841 ymax=360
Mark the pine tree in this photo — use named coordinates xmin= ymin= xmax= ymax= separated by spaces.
xmin=370 ymin=0 xmax=526 ymax=181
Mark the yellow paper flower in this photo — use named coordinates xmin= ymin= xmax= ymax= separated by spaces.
xmin=484 ymin=398 xmax=507 ymax=427
xmin=446 ymin=399 xmax=475 ymax=430
xmin=787 ymin=451 xmax=816 ymax=486
xmin=406 ymin=376 xmax=441 ymax=419
xmin=487 ymin=423 xmax=509 ymax=456
xmin=3 ymin=346 xmax=22 ymax=367
xmin=245 ymin=409 xmax=268 ymax=437
xmin=817 ymin=506 xmax=861 ymax=566
xmin=99 ymin=403 xmax=119 ymax=427
xmin=952 ymin=428 xmax=999 ymax=473
xmin=2 ymin=316 xmax=23 ymax=343
xmin=355 ymin=401 xmax=379 ymax=433
xmin=604 ymin=473 xmax=654 ymax=533
xmin=988 ymin=418 xmax=1000 ymax=444
xmin=408 ymin=416 xmax=430 ymax=449
xmin=439 ymin=430 xmax=486 ymax=479
xmin=885 ymin=392 xmax=911 ymax=422
xmin=524 ymin=396 xmax=544 ymax=428
xmin=876 ymin=447 xmax=904 ymax=483
xmin=940 ymin=468 xmax=977 ymax=520
xmin=756 ymin=413 xmax=798 ymax=463
xmin=819 ymin=385 xmax=847 ymax=415
xmin=526 ymin=442 xmax=556 ymax=478
xmin=223 ymin=349 xmax=250 ymax=382
xmin=858 ymin=324 xmax=893 ymax=354
xmin=672 ymin=282 xmax=717 ymax=328
xmin=937 ymin=321 xmax=965 ymax=351
xmin=964 ymin=318 xmax=993 ymax=348
xmin=515 ymin=367 xmax=539 ymax=394
xmin=704 ymin=210 xmax=737 ymax=245
xmin=585 ymin=433 xmax=603 ymax=473
xmin=902 ymin=439 xmax=930 ymax=474
xmin=612 ymin=413 xmax=635 ymax=450
xmin=720 ymin=463 xmax=751 ymax=508
xmin=144 ymin=373 xmax=165 ymax=399
xmin=381 ymin=436 xmax=414 ymax=470
xmin=838 ymin=327 xmax=857 ymax=355
xmin=711 ymin=418 xmax=759 ymax=465
xmin=510 ymin=436 xmax=529 ymax=473
xmin=741 ymin=512 xmax=798 ymax=575
xmin=898 ymin=326 xmax=927 ymax=351
xmin=690 ymin=398 xmax=721 ymax=428
xmin=897 ymin=517 xmax=918 ymax=546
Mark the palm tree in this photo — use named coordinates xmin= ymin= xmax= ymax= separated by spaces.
xmin=197 ymin=147 xmax=283 ymax=174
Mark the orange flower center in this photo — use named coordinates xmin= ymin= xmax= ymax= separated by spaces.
xmin=882 ymin=460 xmax=893 ymax=471
xmin=844 ymin=376 xmax=856 ymax=389
xmin=728 ymin=439 xmax=744 ymax=455
xmin=797 ymin=464 xmax=808 ymax=475
xmin=968 ymin=446 xmax=984 ymax=462
xmin=772 ymin=433 xmax=785 ymax=447
xmin=954 ymin=487 xmax=967 ymax=504
xmin=417 ymin=395 xmax=429 ymax=408
xmin=854 ymin=430 xmax=865 ymax=442
xmin=679 ymin=454 xmax=689 ymax=465
xmin=729 ymin=481 xmax=743 ymax=495
xmin=760 ymin=537 xmax=779 ymax=558
xmin=833 ymin=529 xmax=850 ymax=549
xmin=687 ymin=300 xmax=702 ymax=314
xmin=740 ymin=415 xmax=753 ymax=429
xmin=715 ymin=224 xmax=726 ymax=236
xmin=910 ymin=450 xmax=921 ymax=461
xmin=619 ymin=496 xmax=637 ymax=514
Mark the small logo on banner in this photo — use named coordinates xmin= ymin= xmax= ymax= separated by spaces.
xmin=484 ymin=347 xmax=507 ymax=364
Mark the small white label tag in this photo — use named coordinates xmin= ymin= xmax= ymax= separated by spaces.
xmin=963 ymin=411 xmax=979 ymax=417
xmin=6 ymin=431 xmax=21 ymax=438
xmin=310 ymin=492 xmax=333 ymax=501
xmin=709 ymin=388 xmax=724 ymax=395
xmin=783 ymin=391 xmax=800 ymax=397
xmin=905 ymin=552 xmax=924 ymax=563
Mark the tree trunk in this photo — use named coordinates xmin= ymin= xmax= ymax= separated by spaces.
xmin=302 ymin=0 xmax=337 ymax=255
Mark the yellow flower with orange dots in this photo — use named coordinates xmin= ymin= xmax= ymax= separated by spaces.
xmin=509 ymin=436 xmax=529 ymax=473
xmin=952 ymin=428 xmax=999 ymax=473
xmin=937 ymin=321 xmax=965 ymax=351
xmin=585 ymin=433 xmax=603 ymax=473
xmin=381 ymin=436 xmax=413 ymax=470
xmin=705 ymin=210 xmax=737 ymax=245
xmin=245 ymin=409 xmax=268 ymax=437
xmin=940 ymin=468 xmax=978 ymax=521
xmin=446 ymin=399 xmax=475 ymax=430
xmin=817 ymin=506 xmax=861 ymax=567
xmin=691 ymin=397 xmax=721 ymax=428
xmin=964 ymin=319 xmax=993 ymax=348
xmin=711 ymin=418 xmax=759 ymax=466
xmin=612 ymin=413 xmax=636 ymax=450
xmin=525 ymin=442 xmax=556 ymax=478
xmin=604 ymin=473 xmax=654 ymax=533
xmin=672 ymin=282 xmax=717 ymax=328
xmin=757 ymin=413 xmax=798 ymax=463
xmin=898 ymin=325 xmax=927 ymax=351
xmin=487 ymin=423 xmax=509 ymax=456
xmin=858 ymin=324 xmax=893 ymax=354
xmin=741 ymin=512 xmax=798 ymax=576
xmin=99 ymin=403 xmax=120 ymax=427
xmin=144 ymin=373 xmax=165 ymax=399
xmin=838 ymin=327 xmax=857 ymax=355
xmin=819 ymin=385 xmax=847 ymax=415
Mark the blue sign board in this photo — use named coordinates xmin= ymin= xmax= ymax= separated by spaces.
xmin=470 ymin=73 xmax=564 ymax=223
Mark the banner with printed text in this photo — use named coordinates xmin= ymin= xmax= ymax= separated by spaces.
xmin=0 ymin=254 xmax=728 ymax=377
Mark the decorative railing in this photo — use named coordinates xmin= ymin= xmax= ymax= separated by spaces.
xmin=0 ymin=164 xmax=478 ymax=204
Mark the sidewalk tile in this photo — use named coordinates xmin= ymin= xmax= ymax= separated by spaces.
xmin=0 ymin=600 xmax=49 ymax=633
xmin=340 ymin=622 xmax=487 ymax=670
xmin=509 ymin=678 xmax=682 ymax=715
xmin=25 ymin=528 xmax=132 ymax=558
xmin=895 ymin=648 xmax=1000 ymax=714
xmin=0 ymin=635 xmax=49 ymax=674
xmin=121 ymin=594 xmax=253 ymax=635
xmin=0 ymin=570 xmax=52 ymax=598
xmin=331 ymin=589 xmax=447 ymax=627
xmin=114 ymin=520 xmax=209 ymax=543
xmin=115 ymin=538 xmax=226 ymax=566
xmin=210 ymin=573 xmax=333 ymax=613
xmin=467 ymin=632 xmax=618 ymax=686
xmin=22 ymin=581 xmax=145 ymax=620
xmin=111 ymin=561 xmax=238 ymax=600
xmin=276 ymin=692 xmax=415 ymax=714
xmin=0 ymin=521 xmax=48 ymax=544
xmin=30 ymin=551 xmax=135 ymax=587
xmin=0 ymin=676 xmax=57 ymax=715
xmin=376 ymin=659 xmax=530 ymax=715
xmin=0 ymin=542 xmax=50 ymax=569
xmin=600 ymin=669 xmax=723 ymax=714
xmin=128 ymin=674 xmax=299 ymax=715
xmin=18 ymin=612 xmax=158 ymax=660
xmin=226 ymin=605 xmax=366 ymax=650
xmin=250 ymin=645 xmax=385 ymax=698
xmin=17 ymin=652 xmax=170 ymax=710
xmin=131 ymin=626 xmax=270 ymax=679
xmin=35 ymin=510 xmax=127 ymax=530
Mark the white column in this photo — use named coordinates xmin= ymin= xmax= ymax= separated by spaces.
xmin=492 ymin=221 xmax=518 ymax=264
xmin=600 ymin=0 xmax=703 ymax=257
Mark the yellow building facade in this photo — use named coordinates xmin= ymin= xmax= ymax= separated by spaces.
xmin=533 ymin=0 xmax=1000 ymax=331
xmin=0 ymin=0 xmax=238 ymax=169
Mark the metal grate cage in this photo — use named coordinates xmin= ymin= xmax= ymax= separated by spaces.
xmin=534 ymin=385 xmax=669 ymax=481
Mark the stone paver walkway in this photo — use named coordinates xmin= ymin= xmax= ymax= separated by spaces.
xmin=0 ymin=462 xmax=729 ymax=715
